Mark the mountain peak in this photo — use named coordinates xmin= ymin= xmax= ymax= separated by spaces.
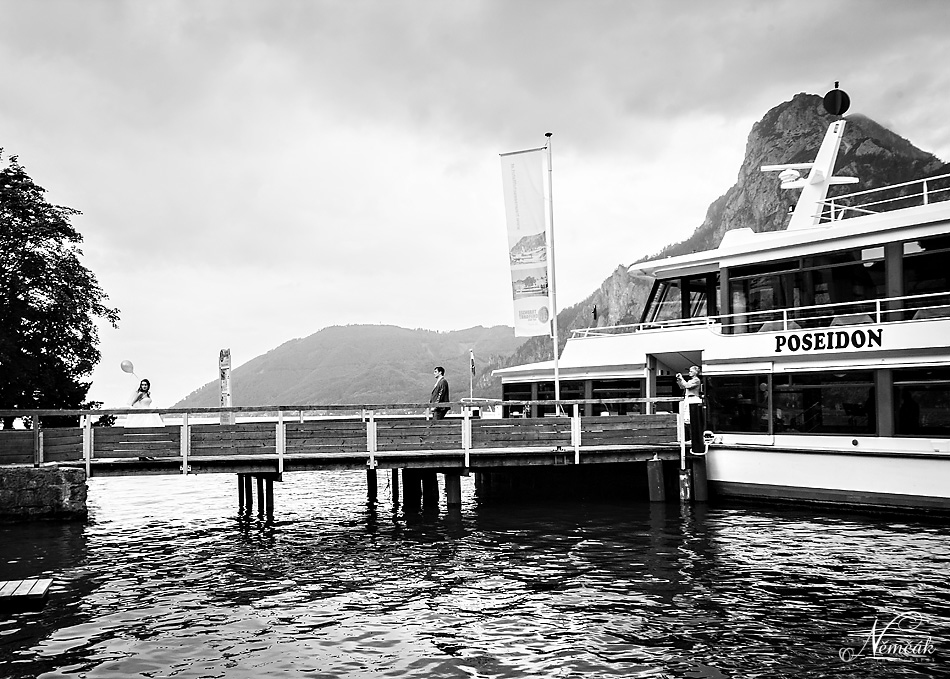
xmin=174 ymin=323 xmax=523 ymax=407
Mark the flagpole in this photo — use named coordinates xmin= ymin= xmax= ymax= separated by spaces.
xmin=544 ymin=132 xmax=561 ymax=412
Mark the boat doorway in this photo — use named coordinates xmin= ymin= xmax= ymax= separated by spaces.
xmin=646 ymin=351 xmax=702 ymax=414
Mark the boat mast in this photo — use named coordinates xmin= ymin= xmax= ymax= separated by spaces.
xmin=761 ymin=84 xmax=858 ymax=229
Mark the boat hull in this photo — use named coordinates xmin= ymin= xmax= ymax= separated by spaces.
xmin=706 ymin=446 xmax=950 ymax=512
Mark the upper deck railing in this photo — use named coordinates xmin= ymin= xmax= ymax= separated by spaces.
xmin=819 ymin=172 xmax=950 ymax=221
xmin=571 ymin=290 xmax=950 ymax=338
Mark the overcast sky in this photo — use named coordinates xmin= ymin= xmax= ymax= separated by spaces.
xmin=3 ymin=0 xmax=950 ymax=408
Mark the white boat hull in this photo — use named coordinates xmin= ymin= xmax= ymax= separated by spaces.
xmin=707 ymin=445 xmax=950 ymax=511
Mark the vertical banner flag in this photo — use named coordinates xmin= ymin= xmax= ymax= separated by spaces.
xmin=500 ymin=148 xmax=550 ymax=337
xmin=470 ymin=349 xmax=476 ymax=376
xmin=219 ymin=348 xmax=234 ymax=425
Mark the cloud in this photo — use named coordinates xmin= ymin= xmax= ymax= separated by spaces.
xmin=2 ymin=0 xmax=950 ymax=406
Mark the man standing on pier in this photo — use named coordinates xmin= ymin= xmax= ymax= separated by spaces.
xmin=429 ymin=366 xmax=450 ymax=420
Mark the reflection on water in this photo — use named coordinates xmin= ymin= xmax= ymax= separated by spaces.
xmin=0 ymin=472 xmax=948 ymax=678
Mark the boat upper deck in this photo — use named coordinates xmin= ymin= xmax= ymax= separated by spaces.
xmin=631 ymin=171 xmax=950 ymax=281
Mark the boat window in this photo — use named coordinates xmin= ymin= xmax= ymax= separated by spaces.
xmin=772 ymin=371 xmax=875 ymax=435
xmin=536 ymin=380 xmax=585 ymax=417
xmin=705 ymin=374 xmax=770 ymax=433
xmin=893 ymin=368 xmax=950 ymax=437
xmin=591 ymin=379 xmax=642 ymax=415
xmin=708 ymin=371 xmax=876 ymax=435
xmin=731 ymin=259 xmax=798 ymax=277
xmin=904 ymin=235 xmax=950 ymax=299
xmin=643 ymin=274 xmax=718 ymax=323
xmin=645 ymin=279 xmax=681 ymax=323
xmin=502 ymin=382 xmax=533 ymax=418
xmin=685 ymin=275 xmax=714 ymax=317
xmin=729 ymin=247 xmax=886 ymax=331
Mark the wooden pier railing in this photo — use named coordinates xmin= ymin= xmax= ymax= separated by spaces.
xmin=0 ymin=399 xmax=686 ymax=477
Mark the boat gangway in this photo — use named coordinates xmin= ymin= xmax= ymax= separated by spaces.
xmin=0 ymin=398 xmax=705 ymax=514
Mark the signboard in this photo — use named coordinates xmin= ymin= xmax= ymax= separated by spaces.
xmin=500 ymin=148 xmax=551 ymax=337
xmin=219 ymin=348 xmax=234 ymax=425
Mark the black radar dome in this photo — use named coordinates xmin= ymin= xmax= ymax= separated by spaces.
xmin=823 ymin=87 xmax=850 ymax=116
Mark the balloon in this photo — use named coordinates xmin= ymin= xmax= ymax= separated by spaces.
xmin=120 ymin=360 xmax=135 ymax=374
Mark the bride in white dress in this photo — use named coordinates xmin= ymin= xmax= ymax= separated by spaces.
xmin=125 ymin=379 xmax=164 ymax=427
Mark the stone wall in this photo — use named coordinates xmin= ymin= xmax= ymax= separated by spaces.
xmin=0 ymin=466 xmax=87 ymax=521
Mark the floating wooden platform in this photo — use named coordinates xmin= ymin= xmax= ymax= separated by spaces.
xmin=0 ymin=578 xmax=53 ymax=611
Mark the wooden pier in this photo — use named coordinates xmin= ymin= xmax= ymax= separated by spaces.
xmin=0 ymin=399 xmax=708 ymax=515
xmin=0 ymin=579 xmax=53 ymax=612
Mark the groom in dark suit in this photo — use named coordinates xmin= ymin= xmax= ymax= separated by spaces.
xmin=429 ymin=366 xmax=450 ymax=420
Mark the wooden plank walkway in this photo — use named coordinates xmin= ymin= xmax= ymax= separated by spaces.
xmin=0 ymin=578 xmax=53 ymax=611
xmin=0 ymin=406 xmax=688 ymax=477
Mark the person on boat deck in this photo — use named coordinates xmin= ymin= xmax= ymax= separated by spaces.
xmin=429 ymin=366 xmax=450 ymax=420
xmin=676 ymin=365 xmax=705 ymax=453
xmin=676 ymin=366 xmax=703 ymax=409
xmin=125 ymin=379 xmax=164 ymax=428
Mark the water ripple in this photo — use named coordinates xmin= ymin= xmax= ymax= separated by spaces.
xmin=0 ymin=472 xmax=947 ymax=678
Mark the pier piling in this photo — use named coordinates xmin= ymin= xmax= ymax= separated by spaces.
xmin=647 ymin=458 xmax=666 ymax=502
xmin=421 ymin=470 xmax=439 ymax=510
xmin=692 ymin=457 xmax=708 ymax=502
xmin=265 ymin=477 xmax=274 ymax=516
xmin=679 ymin=468 xmax=692 ymax=503
xmin=367 ymin=469 xmax=377 ymax=502
xmin=402 ymin=468 xmax=422 ymax=511
xmin=444 ymin=472 xmax=462 ymax=507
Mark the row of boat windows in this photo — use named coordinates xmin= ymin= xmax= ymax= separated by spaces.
xmin=501 ymin=378 xmax=674 ymax=418
xmin=645 ymin=234 xmax=950 ymax=325
xmin=501 ymin=367 xmax=950 ymax=437
xmin=707 ymin=368 xmax=950 ymax=437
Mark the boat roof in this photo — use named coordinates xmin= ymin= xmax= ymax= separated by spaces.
xmin=629 ymin=200 xmax=950 ymax=279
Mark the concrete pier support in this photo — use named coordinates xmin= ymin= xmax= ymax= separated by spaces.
xmin=443 ymin=472 xmax=462 ymax=508
xmin=366 ymin=468 xmax=377 ymax=502
xmin=0 ymin=466 xmax=87 ymax=520
xmin=647 ymin=458 xmax=666 ymax=502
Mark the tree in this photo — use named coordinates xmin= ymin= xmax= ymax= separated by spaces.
xmin=0 ymin=150 xmax=119 ymax=428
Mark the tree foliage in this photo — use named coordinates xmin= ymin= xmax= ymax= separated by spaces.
xmin=0 ymin=150 xmax=119 ymax=428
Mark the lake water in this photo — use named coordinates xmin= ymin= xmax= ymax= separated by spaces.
xmin=1 ymin=472 xmax=948 ymax=678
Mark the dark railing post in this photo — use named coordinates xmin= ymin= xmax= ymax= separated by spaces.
xmin=32 ymin=413 xmax=41 ymax=467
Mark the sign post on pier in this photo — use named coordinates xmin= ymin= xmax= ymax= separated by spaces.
xmin=219 ymin=349 xmax=234 ymax=425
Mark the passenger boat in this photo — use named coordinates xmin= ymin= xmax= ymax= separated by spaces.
xmin=494 ymin=88 xmax=950 ymax=512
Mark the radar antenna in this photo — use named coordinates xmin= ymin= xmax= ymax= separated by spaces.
xmin=760 ymin=84 xmax=858 ymax=229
